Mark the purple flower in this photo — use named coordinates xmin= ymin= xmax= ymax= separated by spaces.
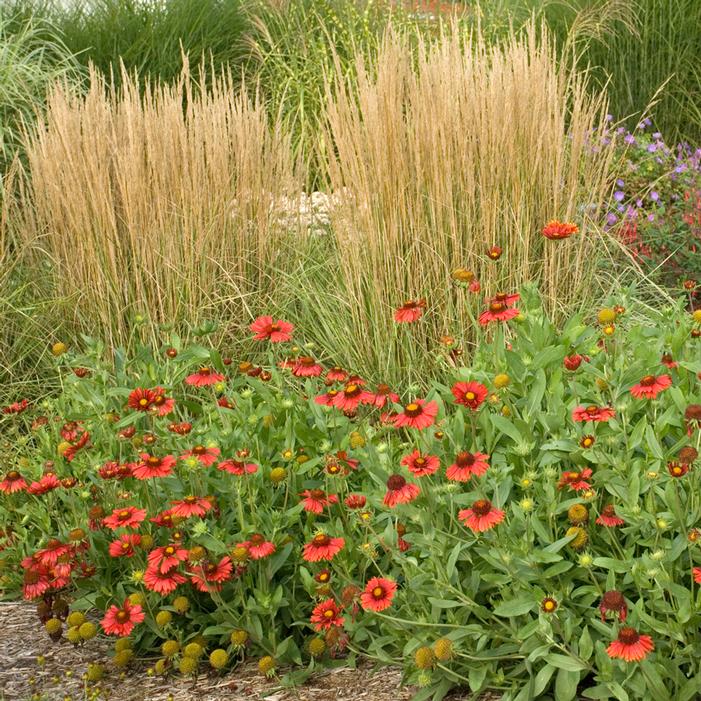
xmin=624 ymin=134 xmax=636 ymax=145
xmin=650 ymin=191 xmax=659 ymax=202
xmin=616 ymin=178 xmax=625 ymax=187
xmin=617 ymin=204 xmax=625 ymax=212
xmin=652 ymin=132 xmax=661 ymax=139
xmin=647 ymin=143 xmax=657 ymax=153
xmin=614 ymin=191 xmax=625 ymax=202
xmin=606 ymin=212 xmax=618 ymax=226
xmin=647 ymin=214 xmax=655 ymax=222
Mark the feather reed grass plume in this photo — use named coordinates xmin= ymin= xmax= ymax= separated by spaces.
xmin=16 ymin=62 xmax=300 ymax=346
xmin=320 ymin=22 xmax=614 ymax=375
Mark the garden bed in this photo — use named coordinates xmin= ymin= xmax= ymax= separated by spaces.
xmin=0 ymin=601 xmax=436 ymax=701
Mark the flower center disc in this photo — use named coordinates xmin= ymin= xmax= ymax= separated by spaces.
xmin=472 ymin=499 xmax=491 ymax=515
xmin=617 ymin=627 xmax=639 ymax=645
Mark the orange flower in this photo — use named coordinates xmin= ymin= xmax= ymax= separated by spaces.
xmin=630 ymin=374 xmax=672 ymax=399
xmin=542 ymin=220 xmax=579 ymax=240
xmin=458 ymin=499 xmax=504 ymax=532
xmin=360 ymin=577 xmax=396 ymax=612
xmin=606 ymin=627 xmax=653 ymax=662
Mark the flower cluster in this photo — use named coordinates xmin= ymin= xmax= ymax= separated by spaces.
xmin=0 ymin=285 xmax=700 ymax=697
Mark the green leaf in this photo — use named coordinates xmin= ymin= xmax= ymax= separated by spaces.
xmin=493 ymin=597 xmax=534 ymax=617
xmin=490 ymin=413 xmax=524 ymax=444
xmin=544 ymin=653 xmax=588 ymax=672
xmin=428 ymin=598 xmax=464 ymax=609
xmin=640 ymin=661 xmax=671 ymax=701
xmin=645 ymin=425 xmax=665 ymax=460
xmin=554 ymin=667 xmax=580 ymax=701
xmin=534 ymin=663 xmax=556 ymax=696
xmin=468 ymin=664 xmax=488 ymax=692
xmin=542 ymin=561 xmax=573 ymax=577
xmin=578 ymin=627 xmax=593 ymax=661
xmin=446 ymin=543 xmax=461 ymax=580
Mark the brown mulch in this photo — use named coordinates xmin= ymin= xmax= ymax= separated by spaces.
xmin=0 ymin=602 xmax=494 ymax=701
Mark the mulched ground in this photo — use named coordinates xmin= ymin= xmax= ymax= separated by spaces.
xmin=0 ymin=602 xmax=492 ymax=701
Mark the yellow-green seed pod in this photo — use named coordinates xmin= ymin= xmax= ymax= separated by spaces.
xmin=66 ymin=611 xmax=86 ymax=628
xmin=172 ymin=596 xmax=190 ymax=614
xmin=155 ymin=610 xmax=172 ymax=627
xmin=433 ymin=638 xmax=454 ymax=661
xmin=161 ymin=640 xmax=180 ymax=658
xmin=78 ymin=622 xmax=97 ymax=641
xmin=183 ymin=642 xmax=203 ymax=659
xmin=414 ymin=646 xmax=435 ymax=670
xmin=209 ymin=649 xmax=228 ymax=670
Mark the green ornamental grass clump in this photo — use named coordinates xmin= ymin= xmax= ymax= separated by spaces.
xmin=0 ymin=285 xmax=700 ymax=700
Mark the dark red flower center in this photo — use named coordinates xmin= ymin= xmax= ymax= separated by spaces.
xmin=494 ymin=293 xmax=507 ymax=302
xmin=489 ymin=302 xmax=505 ymax=313
xmin=617 ymin=627 xmax=639 ymax=645
xmin=640 ymin=375 xmax=656 ymax=386
xmin=313 ymin=534 xmax=330 ymax=546
xmin=192 ymin=445 xmax=206 ymax=455
xmin=377 ymin=384 xmax=391 ymax=395
xmin=118 ymin=510 xmax=131 ymax=520
xmin=250 ymin=534 xmax=264 ymax=545
xmin=6 ymin=471 xmax=20 ymax=481
xmin=456 ymin=452 xmax=476 ymax=467
xmin=146 ymin=456 xmax=161 ymax=467
xmin=165 ymin=546 xmax=175 ymax=555
xmin=344 ymin=384 xmax=361 ymax=397
xmin=154 ymin=395 xmax=165 ymax=406
xmin=586 ymin=405 xmax=598 ymax=414
xmin=404 ymin=402 xmax=422 ymax=417
xmin=387 ymin=475 xmax=406 ymax=491
xmin=309 ymin=489 xmax=325 ymax=500
xmin=299 ymin=356 xmax=315 ymax=366
xmin=270 ymin=324 xmax=280 ymax=332
xmin=115 ymin=610 xmax=129 ymax=623
xmin=601 ymin=505 xmax=615 ymax=517
xmin=472 ymin=499 xmax=492 ymax=516
xmin=372 ymin=586 xmax=385 ymax=598
xmin=199 ymin=367 xmax=211 ymax=375
xmin=685 ymin=404 xmax=701 ymax=420
xmin=602 ymin=590 xmax=625 ymax=610
xmin=184 ymin=496 xmax=197 ymax=505
xmin=415 ymin=457 xmax=426 ymax=466
xmin=205 ymin=562 xmax=217 ymax=574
